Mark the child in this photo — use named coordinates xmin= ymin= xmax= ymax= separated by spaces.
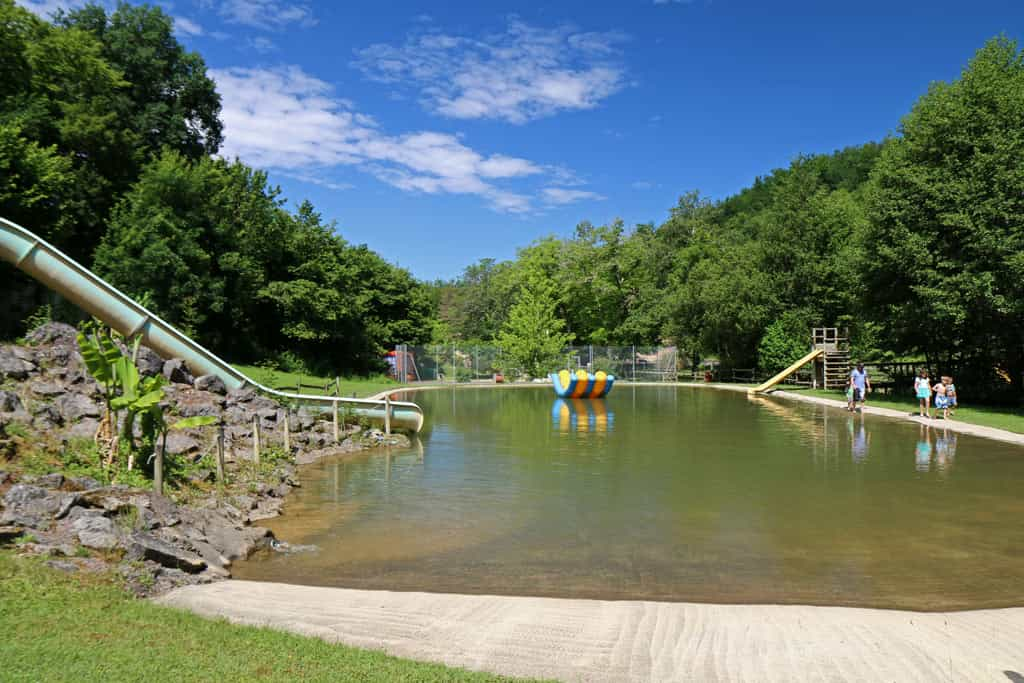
xmin=945 ymin=376 xmax=957 ymax=416
xmin=846 ymin=383 xmax=856 ymax=411
xmin=932 ymin=377 xmax=949 ymax=420
xmin=914 ymin=370 xmax=931 ymax=418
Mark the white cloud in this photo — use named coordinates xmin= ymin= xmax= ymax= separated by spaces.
xmin=207 ymin=0 xmax=316 ymax=30
xmin=542 ymin=188 xmax=606 ymax=205
xmin=278 ymin=172 xmax=354 ymax=192
xmin=631 ymin=181 xmax=654 ymax=190
xmin=173 ymin=16 xmax=204 ymax=37
xmin=352 ymin=19 xmax=628 ymax=124
xmin=248 ymin=36 xmax=277 ymax=52
xmin=15 ymin=0 xmax=86 ymax=18
xmin=212 ymin=65 xmax=548 ymax=213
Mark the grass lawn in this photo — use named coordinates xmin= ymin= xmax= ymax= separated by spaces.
xmin=779 ymin=386 xmax=1024 ymax=434
xmin=233 ymin=364 xmax=400 ymax=398
xmin=0 ymin=553 xmax=538 ymax=682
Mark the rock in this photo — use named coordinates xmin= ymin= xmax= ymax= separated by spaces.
xmin=34 ymin=473 xmax=64 ymax=490
xmin=162 ymin=359 xmax=194 ymax=386
xmin=55 ymin=493 xmax=81 ymax=519
xmin=73 ymin=515 xmax=120 ymax=549
xmin=46 ymin=560 xmax=79 ymax=573
xmin=0 ymin=390 xmax=22 ymax=413
xmin=231 ymin=495 xmax=257 ymax=511
xmin=188 ymin=469 xmax=214 ymax=486
xmin=55 ymin=393 xmax=101 ymax=422
xmin=0 ymin=470 xmax=9 ymax=485
xmin=135 ymin=346 xmax=164 ymax=377
xmin=223 ymin=406 xmax=250 ymax=425
xmin=174 ymin=390 xmax=224 ymax=418
xmin=25 ymin=322 xmax=77 ymax=346
xmin=127 ymin=532 xmax=206 ymax=573
xmin=249 ymin=498 xmax=283 ymax=522
xmin=189 ymin=539 xmax=232 ymax=572
xmin=226 ymin=387 xmax=256 ymax=404
xmin=0 ymin=348 xmax=36 ymax=380
xmin=68 ymin=476 xmax=102 ymax=492
xmin=63 ymin=417 xmax=100 ymax=440
xmin=295 ymin=408 xmax=316 ymax=431
xmin=0 ymin=525 xmax=26 ymax=543
xmin=64 ymin=506 xmax=105 ymax=523
xmin=29 ymin=381 xmax=65 ymax=398
xmin=201 ymin=516 xmax=271 ymax=561
xmin=248 ymin=396 xmax=281 ymax=413
xmin=1 ymin=485 xmax=61 ymax=528
xmin=194 ymin=374 xmax=227 ymax=395
xmin=30 ymin=403 xmax=63 ymax=429
xmin=295 ymin=442 xmax=362 ymax=465
xmin=77 ymin=487 xmax=141 ymax=514
xmin=164 ymin=432 xmax=201 ymax=456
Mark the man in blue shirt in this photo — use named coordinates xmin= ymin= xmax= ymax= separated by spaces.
xmin=848 ymin=362 xmax=871 ymax=412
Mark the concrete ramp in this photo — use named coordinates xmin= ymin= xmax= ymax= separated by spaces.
xmin=157 ymin=581 xmax=1024 ymax=682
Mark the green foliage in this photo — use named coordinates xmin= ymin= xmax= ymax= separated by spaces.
xmin=864 ymin=36 xmax=1024 ymax=399
xmin=76 ymin=322 xmax=169 ymax=477
xmin=758 ymin=311 xmax=814 ymax=374
xmin=20 ymin=304 xmax=51 ymax=338
xmin=496 ymin=273 xmax=575 ymax=378
xmin=170 ymin=416 xmax=218 ymax=430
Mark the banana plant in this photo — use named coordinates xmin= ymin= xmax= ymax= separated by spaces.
xmin=110 ymin=348 xmax=167 ymax=472
xmin=76 ymin=323 xmax=122 ymax=418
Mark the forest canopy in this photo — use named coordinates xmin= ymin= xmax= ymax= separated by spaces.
xmin=1 ymin=0 xmax=1022 ymax=400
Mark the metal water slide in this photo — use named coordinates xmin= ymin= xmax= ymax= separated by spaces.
xmin=0 ymin=217 xmax=424 ymax=432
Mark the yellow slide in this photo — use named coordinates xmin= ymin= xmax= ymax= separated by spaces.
xmin=748 ymin=349 xmax=823 ymax=394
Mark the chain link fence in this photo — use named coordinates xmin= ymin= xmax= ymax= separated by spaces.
xmin=391 ymin=344 xmax=683 ymax=383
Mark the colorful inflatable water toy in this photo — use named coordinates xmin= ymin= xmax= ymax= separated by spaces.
xmin=549 ymin=369 xmax=615 ymax=398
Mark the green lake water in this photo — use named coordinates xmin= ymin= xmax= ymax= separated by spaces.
xmin=235 ymin=386 xmax=1024 ymax=610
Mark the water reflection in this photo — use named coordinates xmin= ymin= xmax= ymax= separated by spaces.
xmin=914 ymin=424 xmax=958 ymax=474
xmin=848 ymin=416 xmax=871 ymax=464
xmin=551 ymin=398 xmax=614 ymax=434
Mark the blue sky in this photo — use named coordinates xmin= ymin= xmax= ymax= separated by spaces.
xmin=19 ymin=0 xmax=1024 ymax=280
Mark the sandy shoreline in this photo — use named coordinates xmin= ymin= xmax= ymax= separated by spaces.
xmin=158 ymin=580 xmax=1024 ymax=682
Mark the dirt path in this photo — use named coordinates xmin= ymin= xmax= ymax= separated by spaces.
xmin=158 ymin=581 xmax=1024 ymax=682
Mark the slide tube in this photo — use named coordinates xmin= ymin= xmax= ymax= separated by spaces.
xmin=0 ymin=217 xmax=423 ymax=432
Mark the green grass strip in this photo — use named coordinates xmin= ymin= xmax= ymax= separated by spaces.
xmin=0 ymin=553 xmax=539 ymax=682
xmin=780 ymin=387 xmax=1024 ymax=434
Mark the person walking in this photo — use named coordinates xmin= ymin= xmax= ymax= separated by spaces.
xmin=932 ymin=376 xmax=950 ymax=420
xmin=914 ymin=369 xmax=931 ymax=418
xmin=945 ymin=376 xmax=958 ymax=416
xmin=848 ymin=362 xmax=871 ymax=412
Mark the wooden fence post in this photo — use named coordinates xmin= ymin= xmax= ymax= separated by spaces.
xmin=252 ymin=415 xmax=261 ymax=466
xmin=384 ymin=394 xmax=392 ymax=435
xmin=283 ymin=410 xmax=291 ymax=452
xmin=216 ymin=423 xmax=225 ymax=485
xmin=332 ymin=400 xmax=340 ymax=443
xmin=153 ymin=432 xmax=166 ymax=495
xmin=335 ymin=376 xmax=341 ymax=396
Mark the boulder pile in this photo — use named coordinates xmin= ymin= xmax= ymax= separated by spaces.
xmin=0 ymin=322 xmax=411 ymax=594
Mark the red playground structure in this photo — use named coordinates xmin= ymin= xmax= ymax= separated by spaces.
xmin=385 ymin=349 xmax=420 ymax=382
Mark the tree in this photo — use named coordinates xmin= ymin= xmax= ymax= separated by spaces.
xmin=497 ymin=274 xmax=575 ymax=378
xmin=864 ymin=36 xmax=1024 ymax=399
